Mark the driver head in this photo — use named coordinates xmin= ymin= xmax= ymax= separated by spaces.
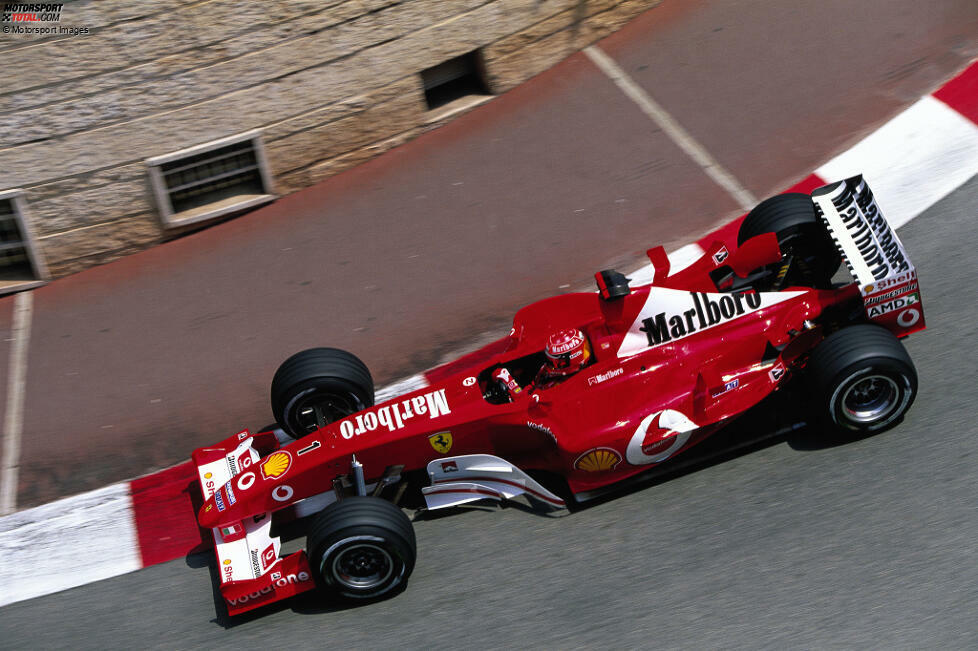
xmin=544 ymin=328 xmax=592 ymax=376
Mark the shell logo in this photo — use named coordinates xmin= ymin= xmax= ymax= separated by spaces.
xmin=204 ymin=472 xmax=212 ymax=479
xmin=574 ymin=448 xmax=621 ymax=472
xmin=260 ymin=451 xmax=292 ymax=480
xmin=223 ymin=559 xmax=231 ymax=565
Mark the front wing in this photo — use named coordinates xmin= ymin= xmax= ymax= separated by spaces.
xmin=193 ymin=430 xmax=316 ymax=616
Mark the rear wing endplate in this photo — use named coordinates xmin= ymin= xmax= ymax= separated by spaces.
xmin=811 ymin=176 xmax=925 ymax=336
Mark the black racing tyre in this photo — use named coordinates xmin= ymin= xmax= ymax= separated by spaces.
xmin=738 ymin=193 xmax=841 ymax=289
xmin=271 ymin=348 xmax=374 ymax=439
xmin=307 ymin=497 xmax=416 ymax=602
xmin=806 ymin=325 xmax=918 ymax=433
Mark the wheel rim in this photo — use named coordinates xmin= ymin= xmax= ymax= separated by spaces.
xmin=331 ymin=543 xmax=394 ymax=590
xmin=293 ymin=391 xmax=364 ymax=435
xmin=841 ymin=375 xmax=900 ymax=423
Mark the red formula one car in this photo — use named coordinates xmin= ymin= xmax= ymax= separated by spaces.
xmin=193 ymin=175 xmax=924 ymax=614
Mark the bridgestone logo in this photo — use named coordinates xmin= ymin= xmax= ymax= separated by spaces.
xmin=639 ymin=291 xmax=762 ymax=346
xmin=864 ymin=282 xmax=918 ymax=306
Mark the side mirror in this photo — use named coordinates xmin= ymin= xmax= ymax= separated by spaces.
xmin=595 ymin=269 xmax=631 ymax=300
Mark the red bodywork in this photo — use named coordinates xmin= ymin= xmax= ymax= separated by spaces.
xmin=193 ymin=181 xmax=926 ymax=614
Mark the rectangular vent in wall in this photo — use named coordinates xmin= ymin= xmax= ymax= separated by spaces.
xmin=0 ymin=189 xmax=47 ymax=294
xmin=421 ymin=50 xmax=491 ymax=111
xmin=147 ymin=130 xmax=276 ymax=228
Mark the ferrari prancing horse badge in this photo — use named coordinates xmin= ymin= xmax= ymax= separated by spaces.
xmin=428 ymin=431 xmax=453 ymax=454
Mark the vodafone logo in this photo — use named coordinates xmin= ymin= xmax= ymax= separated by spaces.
xmin=897 ymin=308 xmax=920 ymax=327
xmin=225 ymin=571 xmax=311 ymax=606
xmin=272 ymin=485 xmax=294 ymax=502
xmin=261 ymin=545 xmax=276 ymax=570
xmin=626 ymin=409 xmax=698 ymax=465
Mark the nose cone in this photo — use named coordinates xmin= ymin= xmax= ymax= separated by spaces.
xmin=198 ymin=496 xmax=221 ymax=529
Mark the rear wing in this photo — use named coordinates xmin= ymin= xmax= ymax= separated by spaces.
xmin=811 ymin=176 xmax=925 ymax=336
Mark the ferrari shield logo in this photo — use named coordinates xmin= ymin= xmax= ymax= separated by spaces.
xmin=428 ymin=431 xmax=453 ymax=454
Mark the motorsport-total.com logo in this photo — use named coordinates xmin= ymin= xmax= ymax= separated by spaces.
xmin=1 ymin=2 xmax=63 ymax=22
xmin=2 ymin=2 xmax=89 ymax=36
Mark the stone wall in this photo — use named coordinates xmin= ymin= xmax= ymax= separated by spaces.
xmin=0 ymin=0 xmax=661 ymax=279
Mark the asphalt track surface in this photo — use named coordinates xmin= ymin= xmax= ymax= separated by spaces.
xmin=1 ymin=178 xmax=975 ymax=648
xmin=1 ymin=0 xmax=976 ymax=506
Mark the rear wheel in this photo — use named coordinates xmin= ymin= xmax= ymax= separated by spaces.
xmin=271 ymin=348 xmax=374 ymax=439
xmin=307 ymin=497 xmax=416 ymax=601
xmin=806 ymin=325 xmax=918 ymax=433
xmin=738 ymin=193 xmax=841 ymax=289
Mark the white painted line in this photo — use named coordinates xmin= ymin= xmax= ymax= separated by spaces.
xmin=584 ymin=45 xmax=757 ymax=212
xmin=1 ymin=291 xmax=33 ymax=516
xmin=0 ymin=482 xmax=141 ymax=607
xmin=817 ymin=96 xmax=978 ymax=229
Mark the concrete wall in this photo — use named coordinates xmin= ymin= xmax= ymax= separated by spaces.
xmin=0 ymin=0 xmax=661 ymax=278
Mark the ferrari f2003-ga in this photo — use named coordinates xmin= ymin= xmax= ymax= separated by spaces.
xmin=192 ymin=175 xmax=925 ymax=615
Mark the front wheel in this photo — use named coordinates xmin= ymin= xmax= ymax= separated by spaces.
xmin=806 ymin=325 xmax=918 ymax=433
xmin=307 ymin=497 xmax=417 ymax=602
xmin=271 ymin=348 xmax=374 ymax=439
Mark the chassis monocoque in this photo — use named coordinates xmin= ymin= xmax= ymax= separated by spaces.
xmin=193 ymin=176 xmax=925 ymax=614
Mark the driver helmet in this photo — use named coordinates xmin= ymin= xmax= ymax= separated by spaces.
xmin=544 ymin=328 xmax=592 ymax=376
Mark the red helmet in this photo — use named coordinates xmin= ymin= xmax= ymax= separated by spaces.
xmin=544 ymin=328 xmax=592 ymax=376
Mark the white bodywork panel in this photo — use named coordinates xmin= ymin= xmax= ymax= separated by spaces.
xmin=617 ymin=286 xmax=804 ymax=358
xmin=811 ymin=175 xmax=913 ymax=290
xmin=812 ymin=175 xmax=921 ymax=326
xmin=196 ymin=439 xmax=280 ymax=583
xmin=422 ymin=454 xmax=566 ymax=511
